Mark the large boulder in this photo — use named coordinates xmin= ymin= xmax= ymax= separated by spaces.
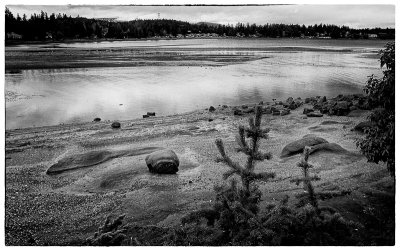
xmin=145 ymin=149 xmax=180 ymax=174
xmin=280 ymin=135 xmax=329 ymax=157
xmin=111 ymin=121 xmax=121 ymax=129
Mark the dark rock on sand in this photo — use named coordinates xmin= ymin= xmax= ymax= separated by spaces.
xmin=234 ymin=109 xmax=244 ymax=116
xmin=243 ymin=107 xmax=255 ymax=113
xmin=280 ymin=135 xmax=328 ymax=157
xmin=272 ymin=110 xmax=281 ymax=116
xmin=209 ymin=106 xmax=216 ymax=112
xmin=143 ymin=115 xmax=150 ymax=118
xmin=93 ymin=118 xmax=101 ymax=122
xmin=111 ymin=121 xmax=121 ymax=128
xmin=262 ymin=106 xmax=272 ymax=114
xmin=303 ymin=108 xmax=314 ymax=114
xmin=145 ymin=149 xmax=180 ymax=174
xmin=280 ymin=109 xmax=290 ymax=116
xmin=147 ymin=112 xmax=156 ymax=116
xmin=307 ymin=112 xmax=323 ymax=117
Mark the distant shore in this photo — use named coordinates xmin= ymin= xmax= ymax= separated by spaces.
xmin=5 ymin=36 xmax=394 ymax=46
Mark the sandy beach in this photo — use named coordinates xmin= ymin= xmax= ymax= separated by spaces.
xmin=5 ymin=100 xmax=394 ymax=245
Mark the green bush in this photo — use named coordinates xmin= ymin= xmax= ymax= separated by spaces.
xmin=357 ymin=42 xmax=395 ymax=176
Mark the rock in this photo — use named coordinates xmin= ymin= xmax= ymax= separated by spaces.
xmin=47 ymin=147 xmax=164 ymax=175
xmin=208 ymin=119 xmax=214 ymax=122
xmin=147 ymin=112 xmax=156 ymax=116
xmin=272 ymin=111 xmax=280 ymax=116
xmin=143 ymin=115 xmax=149 ymax=118
xmin=353 ymin=121 xmax=375 ymax=133
xmin=47 ymin=150 xmax=114 ymax=174
xmin=307 ymin=112 xmax=323 ymax=117
xmin=303 ymin=108 xmax=314 ymax=114
xmin=262 ymin=106 xmax=272 ymax=114
xmin=259 ymin=101 xmax=264 ymax=105
xmin=280 ymin=109 xmax=290 ymax=116
xmin=281 ymin=135 xmax=329 ymax=157
xmin=347 ymin=109 xmax=368 ymax=117
xmin=222 ymin=105 xmax=228 ymax=109
xmin=242 ymin=107 xmax=254 ymax=113
xmin=93 ymin=117 xmax=101 ymax=122
xmin=334 ymin=101 xmax=350 ymax=116
xmin=209 ymin=106 xmax=216 ymax=112
xmin=241 ymin=105 xmax=248 ymax=109
xmin=309 ymin=143 xmax=350 ymax=155
xmin=188 ymin=126 xmax=200 ymax=130
xmin=234 ymin=109 xmax=244 ymax=116
xmin=305 ymin=97 xmax=311 ymax=104
xmin=145 ymin=149 xmax=179 ymax=174
xmin=111 ymin=121 xmax=121 ymax=128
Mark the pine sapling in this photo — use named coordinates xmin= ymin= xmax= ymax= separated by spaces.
xmin=290 ymin=146 xmax=320 ymax=212
xmin=215 ymin=105 xmax=275 ymax=196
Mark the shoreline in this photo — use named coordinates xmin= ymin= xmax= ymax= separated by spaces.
xmin=5 ymin=37 xmax=392 ymax=46
xmin=5 ymin=94 xmax=395 ymax=245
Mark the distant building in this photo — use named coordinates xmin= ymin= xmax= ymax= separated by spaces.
xmin=95 ymin=17 xmax=118 ymax=22
xmin=6 ymin=32 xmax=22 ymax=39
xmin=368 ymin=34 xmax=378 ymax=38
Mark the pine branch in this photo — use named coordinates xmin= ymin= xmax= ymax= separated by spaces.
xmin=215 ymin=139 xmax=245 ymax=174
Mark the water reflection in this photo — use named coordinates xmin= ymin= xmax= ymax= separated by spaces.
xmin=5 ymin=49 xmax=382 ymax=129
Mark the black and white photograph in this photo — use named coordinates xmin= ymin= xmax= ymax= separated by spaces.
xmin=3 ymin=0 xmax=397 ymax=246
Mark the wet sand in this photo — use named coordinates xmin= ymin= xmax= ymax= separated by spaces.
xmin=5 ymin=102 xmax=394 ymax=245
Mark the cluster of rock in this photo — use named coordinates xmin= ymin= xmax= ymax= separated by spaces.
xmin=230 ymin=97 xmax=305 ymax=117
xmin=308 ymin=94 xmax=369 ymax=116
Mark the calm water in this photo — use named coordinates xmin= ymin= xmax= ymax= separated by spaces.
xmin=5 ymin=39 xmax=387 ymax=129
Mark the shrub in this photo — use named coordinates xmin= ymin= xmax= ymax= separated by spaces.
xmin=357 ymin=42 xmax=395 ymax=176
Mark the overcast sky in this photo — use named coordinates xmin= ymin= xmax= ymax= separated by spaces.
xmin=6 ymin=4 xmax=395 ymax=28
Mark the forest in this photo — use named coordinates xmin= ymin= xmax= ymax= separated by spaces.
xmin=5 ymin=8 xmax=395 ymax=41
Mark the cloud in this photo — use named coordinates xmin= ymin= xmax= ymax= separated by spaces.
xmin=6 ymin=4 xmax=395 ymax=28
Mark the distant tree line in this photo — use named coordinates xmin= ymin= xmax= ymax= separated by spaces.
xmin=5 ymin=7 xmax=395 ymax=41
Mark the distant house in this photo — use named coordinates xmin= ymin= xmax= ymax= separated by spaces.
xmin=45 ymin=32 xmax=53 ymax=39
xmin=6 ymin=32 xmax=22 ymax=40
xmin=368 ymin=34 xmax=378 ymax=39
